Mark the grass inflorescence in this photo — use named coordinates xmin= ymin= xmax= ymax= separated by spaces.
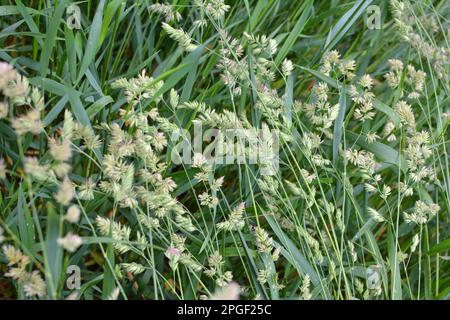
xmin=0 ymin=0 xmax=449 ymax=300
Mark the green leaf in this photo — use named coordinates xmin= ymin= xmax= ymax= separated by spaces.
xmin=99 ymin=0 xmax=123 ymax=46
xmin=102 ymin=241 xmax=116 ymax=299
xmin=64 ymin=26 xmax=77 ymax=84
xmin=243 ymin=0 xmax=269 ymax=31
xmin=17 ymin=186 xmax=35 ymax=254
xmin=151 ymin=45 xmax=204 ymax=104
xmin=29 ymin=77 xmax=67 ymax=96
xmin=0 ymin=5 xmax=39 ymax=17
xmin=387 ymin=227 xmax=402 ymax=300
xmin=77 ymin=0 xmax=106 ymax=82
xmin=275 ymin=0 xmax=313 ymax=66
xmin=428 ymin=238 xmax=450 ymax=255
xmin=67 ymin=89 xmax=90 ymax=126
xmin=45 ymin=203 xmax=63 ymax=299
xmin=15 ymin=0 xmax=43 ymax=46
xmin=86 ymin=96 xmax=114 ymax=119
xmin=40 ymin=0 xmax=67 ymax=76
xmin=323 ymin=0 xmax=373 ymax=53
xmin=180 ymin=48 xmax=202 ymax=103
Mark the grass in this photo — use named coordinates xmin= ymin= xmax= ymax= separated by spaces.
xmin=0 ymin=0 xmax=449 ymax=300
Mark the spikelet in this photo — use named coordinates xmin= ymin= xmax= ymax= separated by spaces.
xmin=162 ymin=23 xmax=198 ymax=52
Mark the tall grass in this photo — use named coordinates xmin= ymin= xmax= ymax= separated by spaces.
xmin=0 ymin=0 xmax=448 ymax=300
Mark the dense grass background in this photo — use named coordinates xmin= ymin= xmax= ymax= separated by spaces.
xmin=0 ymin=0 xmax=449 ymax=300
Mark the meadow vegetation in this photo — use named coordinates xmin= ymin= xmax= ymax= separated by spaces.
xmin=0 ymin=0 xmax=449 ymax=300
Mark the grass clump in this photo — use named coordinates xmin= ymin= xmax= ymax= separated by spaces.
xmin=0 ymin=0 xmax=449 ymax=300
